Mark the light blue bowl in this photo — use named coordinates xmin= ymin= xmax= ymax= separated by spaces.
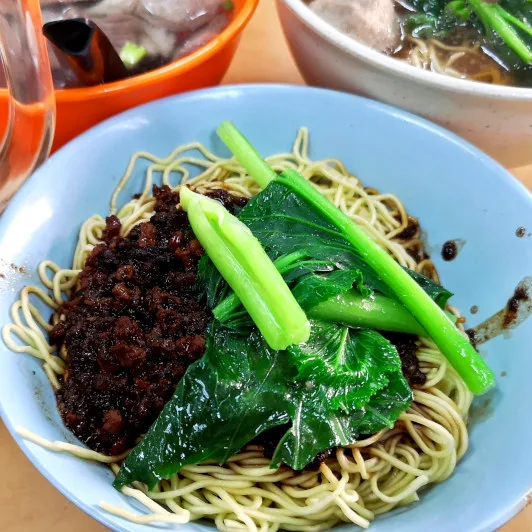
xmin=0 ymin=85 xmax=531 ymax=532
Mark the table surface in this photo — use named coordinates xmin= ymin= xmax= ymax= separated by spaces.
xmin=1 ymin=2 xmax=531 ymax=531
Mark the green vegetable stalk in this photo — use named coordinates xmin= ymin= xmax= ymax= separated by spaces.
xmin=309 ymin=291 xmax=431 ymax=336
xmin=217 ymin=121 xmax=495 ymax=395
xmin=214 ymin=268 xmax=459 ymax=336
xmin=468 ymin=0 xmax=532 ymax=63
xmin=179 ymin=186 xmax=310 ymax=350
xmin=119 ymin=42 xmax=148 ymax=68
xmin=217 ymin=123 xmax=277 ymax=188
xmin=213 ymin=250 xmax=308 ymax=322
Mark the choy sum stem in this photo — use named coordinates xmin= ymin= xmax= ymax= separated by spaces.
xmin=309 ymin=291 xmax=428 ymax=336
xmin=216 ymin=121 xmax=495 ymax=395
xmin=218 ymin=122 xmax=277 ymax=188
xmin=215 ymin=263 xmax=458 ymax=336
xmin=180 ymin=186 xmax=310 ymax=350
xmin=469 ymin=0 xmax=532 ymax=64
xmin=213 ymin=250 xmax=308 ymax=322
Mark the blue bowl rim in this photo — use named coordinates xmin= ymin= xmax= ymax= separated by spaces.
xmin=0 ymin=83 xmax=531 ymax=532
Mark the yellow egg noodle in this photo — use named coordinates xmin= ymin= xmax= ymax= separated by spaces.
xmin=405 ymin=37 xmax=510 ymax=85
xmin=3 ymin=128 xmax=472 ymax=532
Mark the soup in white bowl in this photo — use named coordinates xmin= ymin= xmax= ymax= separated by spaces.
xmin=278 ymin=0 xmax=532 ymax=166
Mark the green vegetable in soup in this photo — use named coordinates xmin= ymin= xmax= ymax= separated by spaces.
xmin=404 ymin=0 xmax=532 ymax=66
xmin=468 ymin=0 xmax=532 ymax=64
xmin=119 ymin=42 xmax=148 ymax=68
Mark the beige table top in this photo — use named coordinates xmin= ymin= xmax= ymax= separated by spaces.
xmin=1 ymin=2 xmax=531 ymax=531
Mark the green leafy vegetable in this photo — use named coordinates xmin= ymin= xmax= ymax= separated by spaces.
xmin=403 ymin=0 xmax=532 ymax=67
xmin=288 ymin=322 xmax=402 ymax=410
xmin=217 ymin=121 xmax=495 ymax=395
xmin=237 ymin=179 xmax=391 ymax=295
xmin=204 ymin=179 xmax=452 ymax=336
xmin=181 ymin=187 xmax=410 ymax=410
xmin=237 ymin=179 xmax=452 ymax=308
xmin=271 ymin=367 xmax=412 ymax=469
xmin=402 ymin=1 xmax=468 ymax=39
xmin=114 ymin=324 xmax=294 ymax=489
xmin=114 ymin=320 xmax=411 ymax=489
xmin=355 ymin=370 xmax=414 ymax=435
xmin=180 ymin=187 xmax=310 ymax=350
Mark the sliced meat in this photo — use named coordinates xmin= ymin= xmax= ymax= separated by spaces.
xmin=173 ymin=13 xmax=229 ymax=60
xmin=139 ymin=0 xmax=223 ymax=33
xmin=310 ymin=0 xmax=400 ymax=52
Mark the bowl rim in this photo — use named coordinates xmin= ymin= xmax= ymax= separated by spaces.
xmin=280 ymin=0 xmax=532 ymax=101
xmin=0 ymin=0 xmax=259 ymax=101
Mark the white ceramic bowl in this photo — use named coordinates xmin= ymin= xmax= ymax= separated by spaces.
xmin=277 ymin=0 xmax=532 ymax=167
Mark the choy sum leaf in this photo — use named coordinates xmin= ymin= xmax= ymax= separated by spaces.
xmin=239 ymin=180 xmax=391 ymax=296
xmin=355 ymin=370 xmax=413 ymax=435
xmin=269 ymin=386 xmax=365 ymax=471
xmin=114 ymin=321 xmax=412 ymax=489
xmin=272 ymin=367 xmax=412 ymax=470
xmin=288 ymin=322 xmax=403 ymax=410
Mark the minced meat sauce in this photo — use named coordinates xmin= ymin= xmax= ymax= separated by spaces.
xmin=49 ymin=185 xmax=245 ymax=455
xmin=382 ymin=332 xmax=427 ymax=387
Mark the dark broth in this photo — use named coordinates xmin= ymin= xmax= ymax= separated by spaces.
xmin=392 ymin=2 xmax=515 ymax=85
